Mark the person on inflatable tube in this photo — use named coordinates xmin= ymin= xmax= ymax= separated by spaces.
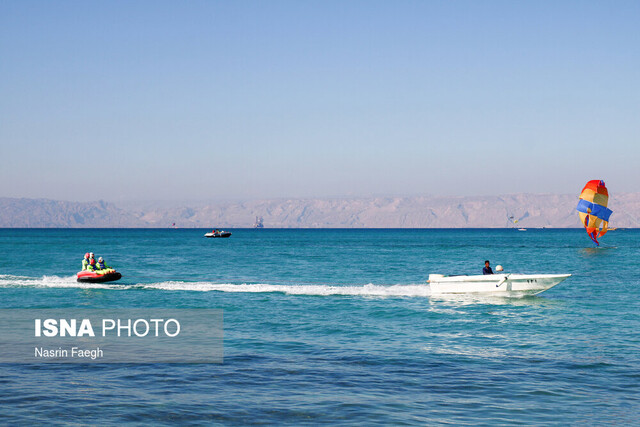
xmin=81 ymin=253 xmax=90 ymax=271
xmin=95 ymin=257 xmax=115 ymax=274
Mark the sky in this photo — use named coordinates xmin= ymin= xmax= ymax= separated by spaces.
xmin=1 ymin=1 xmax=638 ymax=203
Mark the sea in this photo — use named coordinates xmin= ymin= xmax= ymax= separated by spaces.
xmin=0 ymin=228 xmax=638 ymax=425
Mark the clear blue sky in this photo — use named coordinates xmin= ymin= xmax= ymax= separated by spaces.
xmin=1 ymin=1 xmax=638 ymax=202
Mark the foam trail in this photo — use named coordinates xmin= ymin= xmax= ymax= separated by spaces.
xmin=0 ymin=275 xmax=432 ymax=297
xmin=141 ymin=282 xmax=432 ymax=297
xmin=0 ymin=274 xmax=125 ymax=290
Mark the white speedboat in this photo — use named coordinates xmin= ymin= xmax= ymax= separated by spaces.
xmin=428 ymin=273 xmax=570 ymax=295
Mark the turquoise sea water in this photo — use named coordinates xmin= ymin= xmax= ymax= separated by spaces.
xmin=0 ymin=228 xmax=639 ymax=424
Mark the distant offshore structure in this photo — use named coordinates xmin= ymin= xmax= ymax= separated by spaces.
xmin=254 ymin=216 xmax=264 ymax=228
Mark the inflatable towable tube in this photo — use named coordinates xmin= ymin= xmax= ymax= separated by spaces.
xmin=77 ymin=270 xmax=122 ymax=283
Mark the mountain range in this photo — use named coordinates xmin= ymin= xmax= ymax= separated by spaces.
xmin=1 ymin=194 xmax=639 ymax=228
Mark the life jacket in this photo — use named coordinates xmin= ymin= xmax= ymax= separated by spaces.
xmin=96 ymin=261 xmax=106 ymax=269
xmin=82 ymin=258 xmax=89 ymax=270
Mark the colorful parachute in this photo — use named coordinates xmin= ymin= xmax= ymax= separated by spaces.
xmin=576 ymin=180 xmax=612 ymax=246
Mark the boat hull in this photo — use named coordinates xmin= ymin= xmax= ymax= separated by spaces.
xmin=428 ymin=273 xmax=570 ymax=295
xmin=205 ymin=232 xmax=231 ymax=238
xmin=77 ymin=271 xmax=122 ymax=283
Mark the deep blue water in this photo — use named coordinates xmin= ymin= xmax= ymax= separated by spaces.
xmin=0 ymin=228 xmax=639 ymax=425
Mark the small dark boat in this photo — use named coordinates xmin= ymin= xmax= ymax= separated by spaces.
xmin=205 ymin=230 xmax=232 ymax=238
xmin=77 ymin=270 xmax=122 ymax=283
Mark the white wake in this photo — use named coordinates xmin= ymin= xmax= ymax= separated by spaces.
xmin=0 ymin=275 xmax=431 ymax=297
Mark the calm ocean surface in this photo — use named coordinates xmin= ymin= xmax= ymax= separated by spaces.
xmin=0 ymin=228 xmax=638 ymax=425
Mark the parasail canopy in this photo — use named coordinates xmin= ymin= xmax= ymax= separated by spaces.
xmin=576 ymin=180 xmax=612 ymax=246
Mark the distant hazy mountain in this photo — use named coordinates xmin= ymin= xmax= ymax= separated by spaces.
xmin=0 ymin=198 xmax=145 ymax=227
xmin=1 ymin=194 xmax=639 ymax=228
